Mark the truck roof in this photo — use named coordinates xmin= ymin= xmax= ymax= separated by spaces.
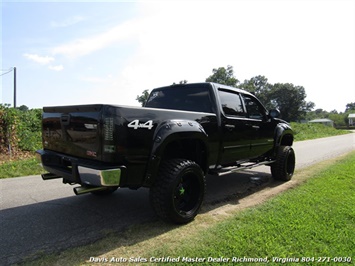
xmin=154 ymin=82 xmax=255 ymax=97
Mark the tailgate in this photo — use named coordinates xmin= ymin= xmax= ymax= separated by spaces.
xmin=42 ymin=105 xmax=103 ymax=160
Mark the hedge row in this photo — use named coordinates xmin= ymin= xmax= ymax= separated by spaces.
xmin=0 ymin=104 xmax=42 ymax=156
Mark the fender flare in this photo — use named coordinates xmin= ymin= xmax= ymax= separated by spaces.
xmin=274 ymin=122 xmax=294 ymax=148
xmin=143 ymin=119 xmax=209 ymax=186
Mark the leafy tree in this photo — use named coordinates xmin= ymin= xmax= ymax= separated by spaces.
xmin=173 ymin=80 xmax=188 ymax=85
xmin=240 ymin=77 xmax=315 ymax=121
xmin=205 ymin=65 xmax=315 ymax=121
xmin=305 ymin=108 xmax=349 ymax=127
xmin=239 ymin=75 xmax=273 ymax=109
xmin=345 ymin=102 xmax=355 ymax=112
xmin=269 ymin=83 xmax=315 ymax=122
xmin=315 ymin=108 xmax=328 ymax=115
xmin=305 ymin=108 xmax=329 ymax=121
xmin=205 ymin=65 xmax=239 ymax=87
xmin=17 ymin=105 xmax=29 ymax=112
xmin=136 ymin=89 xmax=150 ymax=106
xmin=327 ymin=112 xmax=347 ymax=127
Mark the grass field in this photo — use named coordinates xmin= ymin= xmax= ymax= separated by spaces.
xmin=174 ymin=158 xmax=353 ymax=263
xmin=290 ymin=122 xmax=349 ymax=141
xmin=132 ymin=152 xmax=355 ymax=265
xmin=0 ymin=157 xmax=45 ymax=179
xmin=21 ymin=151 xmax=355 ymax=266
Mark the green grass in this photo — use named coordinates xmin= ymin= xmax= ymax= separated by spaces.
xmin=18 ymin=153 xmax=355 ymax=266
xmin=0 ymin=157 xmax=45 ymax=178
xmin=291 ymin=122 xmax=350 ymax=141
xmin=142 ymin=152 xmax=355 ymax=265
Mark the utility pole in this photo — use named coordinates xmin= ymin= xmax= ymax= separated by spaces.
xmin=13 ymin=67 xmax=16 ymax=108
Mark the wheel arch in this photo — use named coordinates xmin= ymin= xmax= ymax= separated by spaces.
xmin=162 ymin=137 xmax=208 ymax=172
xmin=274 ymin=122 xmax=294 ymax=148
xmin=143 ymin=120 xmax=209 ymax=186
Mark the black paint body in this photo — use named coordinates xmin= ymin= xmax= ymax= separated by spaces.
xmin=38 ymin=82 xmax=293 ymax=188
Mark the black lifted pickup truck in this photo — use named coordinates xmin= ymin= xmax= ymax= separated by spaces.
xmin=37 ymin=82 xmax=295 ymax=224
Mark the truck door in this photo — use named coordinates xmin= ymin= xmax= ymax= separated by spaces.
xmin=240 ymin=93 xmax=275 ymax=158
xmin=218 ymin=89 xmax=253 ymax=165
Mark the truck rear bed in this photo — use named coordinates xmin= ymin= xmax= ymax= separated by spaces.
xmin=42 ymin=104 xmax=104 ymax=160
xmin=39 ymin=101 xmax=219 ymax=189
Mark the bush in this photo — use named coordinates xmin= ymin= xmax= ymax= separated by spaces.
xmin=17 ymin=108 xmax=42 ymax=151
xmin=0 ymin=104 xmax=42 ymax=156
xmin=0 ymin=104 xmax=19 ymax=155
xmin=290 ymin=122 xmax=349 ymax=141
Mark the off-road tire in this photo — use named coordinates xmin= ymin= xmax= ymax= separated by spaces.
xmin=271 ymin=146 xmax=295 ymax=181
xmin=150 ymin=159 xmax=206 ymax=224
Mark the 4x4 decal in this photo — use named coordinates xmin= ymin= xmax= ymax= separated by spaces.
xmin=127 ymin=120 xmax=154 ymax=130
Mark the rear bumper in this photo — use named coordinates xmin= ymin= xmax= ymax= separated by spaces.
xmin=36 ymin=150 xmax=125 ymax=187
xmin=77 ymin=166 xmax=122 ymax=186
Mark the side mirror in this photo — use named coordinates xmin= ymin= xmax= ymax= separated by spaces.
xmin=269 ymin=109 xmax=280 ymax=118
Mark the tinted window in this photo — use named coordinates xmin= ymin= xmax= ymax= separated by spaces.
xmin=218 ymin=90 xmax=245 ymax=117
xmin=241 ymin=94 xmax=265 ymax=120
xmin=145 ymin=86 xmax=213 ymax=113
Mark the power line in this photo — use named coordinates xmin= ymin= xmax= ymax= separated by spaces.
xmin=0 ymin=68 xmax=14 ymax=77
xmin=0 ymin=68 xmax=14 ymax=72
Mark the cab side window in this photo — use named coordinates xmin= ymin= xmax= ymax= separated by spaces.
xmin=218 ymin=90 xmax=245 ymax=117
xmin=241 ymin=94 xmax=265 ymax=120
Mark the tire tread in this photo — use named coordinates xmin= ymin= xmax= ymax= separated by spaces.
xmin=150 ymin=159 xmax=205 ymax=224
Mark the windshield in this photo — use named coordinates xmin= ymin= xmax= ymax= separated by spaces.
xmin=145 ymin=85 xmax=213 ymax=113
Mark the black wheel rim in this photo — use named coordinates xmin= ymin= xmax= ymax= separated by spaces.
xmin=173 ymin=172 xmax=201 ymax=215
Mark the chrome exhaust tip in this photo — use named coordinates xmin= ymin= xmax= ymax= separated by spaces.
xmin=73 ymin=186 xmax=106 ymax=195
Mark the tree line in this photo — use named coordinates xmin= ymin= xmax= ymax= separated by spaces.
xmin=137 ymin=65 xmax=355 ymax=125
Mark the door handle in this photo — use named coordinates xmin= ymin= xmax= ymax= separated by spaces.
xmin=225 ymin=124 xmax=235 ymax=130
xmin=246 ymin=124 xmax=260 ymax=129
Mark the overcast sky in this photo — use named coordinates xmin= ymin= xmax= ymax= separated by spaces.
xmin=1 ymin=0 xmax=354 ymax=112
